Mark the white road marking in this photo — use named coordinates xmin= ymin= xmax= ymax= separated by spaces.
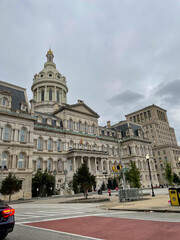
xmin=19 ymin=224 xmax=105 ymax=240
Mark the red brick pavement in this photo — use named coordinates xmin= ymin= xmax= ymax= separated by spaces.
xmin=25 ymin=216 xmax=180 ymax=240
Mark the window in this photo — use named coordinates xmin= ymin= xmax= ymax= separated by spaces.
xmin=41 ymin=90 xmax=44 ymax=101
xmin=3 ymin=125 xmax=11 ymax=141
xmin=37 ymin=138 xmax=43 ymax=150
xmin=77 ymin=122 xmax=81 ymax=131
xmin=92 ymin=125 xmax=95 ymax=134
xmin=57 ymin=139 xmax=61 ymax=151
xmin=37 ymin=159 xmax=42 ymax=170
xmin=84 ymin=123 xmax=87 ymax=132
xmin=2 ymin=153 xmax=7 ymax=168
xmin=49 ymin=89 xmax=52 ymax=101
xmin=20 ymin=128 xmax=27 ymax=143
xmin=49 ymin=73 xmax=52 ymax=77
xmin=68 ymin=120 xmax=73 ymax=130
xmin=18 ymin=153 xmax=24 ymax=169
xmin=2 ymin=97 xmax=8 ymax=106
xmin=47 ymin=159 xmax=52 ymax=171
xmin=57 ymin=90 xmax=59 ymax=102
xmin=48 ymin=139 xmax=53 ymax=151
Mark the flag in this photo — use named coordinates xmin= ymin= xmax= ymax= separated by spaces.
xmin=80 ymin=138 xmax=83 ymax=145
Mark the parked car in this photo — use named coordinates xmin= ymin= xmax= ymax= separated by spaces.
xmin=0 ymin=199 xmax=15 ymax=240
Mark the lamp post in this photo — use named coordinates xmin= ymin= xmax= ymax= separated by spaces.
xmin=146 ymin=154 xmax=155 ymax=197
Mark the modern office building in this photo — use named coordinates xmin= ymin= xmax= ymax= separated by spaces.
xmin=126 ymin=105 xmax=180 ymax=185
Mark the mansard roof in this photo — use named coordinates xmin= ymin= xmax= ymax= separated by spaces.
xmin=112 ymin=121 xmax=144 ymax=138
xmin=54 ymin=100 xmax=100 ymax=118
xmin=0 ymin=81 xmax=28 ymax=111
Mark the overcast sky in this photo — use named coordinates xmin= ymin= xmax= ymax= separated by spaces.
xmin=1 ymin=0 xmax=180 ymax=142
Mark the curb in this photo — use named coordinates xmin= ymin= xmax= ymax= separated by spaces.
xmin=108 ymin=208 xmax=180 ymax=213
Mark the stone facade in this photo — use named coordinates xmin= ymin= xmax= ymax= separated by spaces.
xmin=0 ymin=50 xmax=161 ymax=200
xmin=126 ymin=105 xmax=180 ymax=186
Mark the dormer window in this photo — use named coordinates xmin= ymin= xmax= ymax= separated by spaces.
xmin=41 ymin=74 xmax=43 ymax=78
xmin=49 ymin=73 xmax=52 ymax=77
xmin=20 ymin=103 xmax=27 ymax=112
xmin=2 ymin=97 xmax=8 ymax=106
xmin=57 ymin=75 xmax=60 ymax=79
xmin=47 ymin=118 xmax=52 ymax=125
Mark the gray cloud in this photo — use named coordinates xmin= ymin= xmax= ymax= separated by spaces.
xmin=108 ymin=90 xmax=144 ymax=106
xmin=154 ymin=79 xmax=180 ymax=105
xmin=1 ymin=0 xmax=180 ymax=140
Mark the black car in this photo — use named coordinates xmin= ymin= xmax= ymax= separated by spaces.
xmin=0 ymin=199 xmax=15 ymax=240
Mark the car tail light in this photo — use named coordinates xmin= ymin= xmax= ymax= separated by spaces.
xmin=2 ymin=209 xmax=15 ymax=218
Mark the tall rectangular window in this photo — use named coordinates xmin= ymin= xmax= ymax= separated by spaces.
xmin=49 ymin=89 xmax=52 ymax=101
xmin=57 ymin=90 xmax=59 ymax=102
xmin=41 ymin=90 xmax=44 ymax=101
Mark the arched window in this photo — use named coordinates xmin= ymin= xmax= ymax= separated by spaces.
xmin=47 ymin=159 xmax=52 ymax=171
xmin=48 ymin=139 xmax=53 ymax=151
xmin=37 ymin=137 xmax=43 ymax=150
xmin=37 ymin=159 xmax=42 ymax=170
xmin=18 ymin=153 xmax=24 ymax=169
xmin=2 ymin=97 xmax=8 ymax=106
xmin=77 ymin=122 xmax=81 ymax=131
xmin=2 ymin=152 xmax=8 ymax=168
xmin=68 ymin=119 xmax=73 ymax=130
xmin=92 ymin=125 xmax=95 ymax=134
xmin=84 ymin=123 xmax=87 ymax=132
xmin=3 ymin=125 xmax=11 ymax=141
xmin=57 ymin=139 xmax=61 ymax=151
xmin=41 ymin=90 xmax=44 ymax=101
xmin=20 ymin=128 xmax=27 ymax=143
xmin=49 ymin=89 xmax=52 ymax=101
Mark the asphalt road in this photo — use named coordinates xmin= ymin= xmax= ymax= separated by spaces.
xmin=5 ymin=201 xmax=180 ymax=240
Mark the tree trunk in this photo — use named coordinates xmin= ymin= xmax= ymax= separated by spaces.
xmin=9 ymin=194 xmax=11 ymax=202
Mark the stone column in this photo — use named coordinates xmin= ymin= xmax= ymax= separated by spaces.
xmin=88 ymin=157 xmax=91 ymax=172
xmin=44 ymin=85 xmax=47 ymax=101
xmin=131 ymin=144 xmax=136 ymax=154
xmin=37 ymin=87 xmax=39 ymax=102
xmin=73 ymin=157 xmax=76 ymax=172
xmin=94 ymin=158 xmax=97 ymax=174
xmin=106 ymin=159 xmax=110 ymax=173
xmin=81 ymin=157 xmax=83 ymax=165
xmin=12 ymin=154 xmax=16 ymax=169
xmin=101 ymin=158 xmax=103 ymax=172
xmin=54 ymin=86 xmax=57 ymax=101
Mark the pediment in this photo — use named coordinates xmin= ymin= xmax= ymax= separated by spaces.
xmin=69 ymin=103 xmax=99 ymax=118
xmin=54 ymin=102 xmax=99 ymax=118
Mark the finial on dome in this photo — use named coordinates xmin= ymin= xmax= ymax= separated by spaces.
xmin=47 ymin=48 xmax=53 ymax=54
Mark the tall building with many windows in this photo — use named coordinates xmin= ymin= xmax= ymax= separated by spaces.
xmin=126 ymin=105 xmax=180 ymax=185
xmin=0 ymin=50 xmax=161 ymax=200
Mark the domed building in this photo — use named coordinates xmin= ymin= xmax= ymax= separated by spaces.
xmin=0 ymin=50 xmax=160 ymax=200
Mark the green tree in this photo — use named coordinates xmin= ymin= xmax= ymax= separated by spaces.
xmin=113 ymin=177 xmax=118 ymax=189
xmin=72 ymin=174 xmax=79 ymax=194
xmin=164 ymin=162 xmax=173 ymax=186
xmin=32 ymin=169 xmax=55 ymax=197
xmin=107 ymin=177 xmax=113 ymax=189
xmin=173 ymin=173 xmax=180 ymax=185
xmin=72 ymin=163 xmax=96 ymax=198
xmin=0 ymin=173 xmax=21 ymax=202
xmin=125 ymin=161 xmax=141 ymax=188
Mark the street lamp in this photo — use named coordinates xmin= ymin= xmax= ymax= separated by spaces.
xmin=146 ymin=154 xmax=155 ymax=197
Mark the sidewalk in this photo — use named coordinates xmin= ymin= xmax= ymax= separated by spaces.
xmin=105 ymin=194 xmax=180 ymax=213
